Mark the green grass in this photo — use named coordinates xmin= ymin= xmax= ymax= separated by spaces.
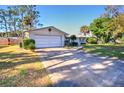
xmin=83 ymin=44 xmax=124 ymax=60
xmin=0 ymin=45 xmax=52 ymax=87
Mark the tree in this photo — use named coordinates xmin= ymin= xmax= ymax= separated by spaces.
xmin=7 ymin=6 xmax=19 ymax=36
xmin=103 ymin=6 xmax=124 ymax=43
xmin=80 ymin=25 xmax=89 ymax=35
xmin=102 ymin=5 xmax=123 ymax=18
xmin=0 ymin=9 xmax=8 ymax=37
xmin=89 ymin=17 xmax=112 ymax=43
xmin=108 ymin=14 xmax=124 ymax=41
xmin=0 ymin=5 xmax=41 ymax=37
xmin=80 ymin=25 xmax=89 ymax=33
xmin=22 ymin=5 xmax=41 ymax=30
xmin=70 ymin=35 xmax=76 ymax=42
xmin=18 ymin=5 xmax=26 ymax=30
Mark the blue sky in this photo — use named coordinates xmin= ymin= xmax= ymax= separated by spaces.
xmin=0 ymin=5 xmax=105 ymax=34
xmin=37 ymin=5 xmax=105 ymax=34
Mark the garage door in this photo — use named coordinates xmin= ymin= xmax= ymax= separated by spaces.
xmin=33 ymin=35 xmax=62 ymax=48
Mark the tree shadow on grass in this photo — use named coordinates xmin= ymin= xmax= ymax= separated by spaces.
xmin=0 ymin=50 xmax=52 ymax=87
xmin=0 ymin=68 xmax=52 ymax=87
xmin=0 ymin=52 xmax=40 ymax=69
xmin=0 ymin=46 xmax=9 ymax=49
xmin=84 ymin=44 xmax=124 ymax=60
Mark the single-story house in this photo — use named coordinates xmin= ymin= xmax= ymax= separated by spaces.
xmin=24 ymin=26 xmax=68 ymax=48
xmin=76 ymin=30 xmax=93 ymax=45
xmin=67 ymin=30 xmax=93 ymax=45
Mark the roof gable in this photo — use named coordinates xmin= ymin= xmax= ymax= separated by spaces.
xmin=24 ymin=26 xmax=68 ymax=35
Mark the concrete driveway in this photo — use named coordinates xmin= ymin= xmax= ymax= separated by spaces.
xmin=36 ymin=48 xmax=124 ymax=87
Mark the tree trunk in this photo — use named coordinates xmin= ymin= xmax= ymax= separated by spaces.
xmin=4 ymin=20 xmax=8 ymax=37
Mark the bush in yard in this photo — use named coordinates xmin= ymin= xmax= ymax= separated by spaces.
xmin=70 ymin=42 xmax=78 ymax=46
xmin=70 ymin=35 xmax=76 ymax=42
xmin=28 ymin=43 xmax=35 ymax=51
xmin=65 ymin=40 xmax=70 ymax=46
xmin=121 ymin=36 xmax=124 ymax=44
xmin=86 ymin=37 xmax=97 ymax=44
xmin=22 ymin=38 xmax=35 ymax=49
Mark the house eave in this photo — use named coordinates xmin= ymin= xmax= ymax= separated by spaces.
xmin=23 ymin=26 xmax=69 ymax=35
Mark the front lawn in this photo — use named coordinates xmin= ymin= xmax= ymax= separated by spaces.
xmin=0 ymin=45 xmax=52 ymax=87
xmin=83 ymin=44 xmax=124 ymax=60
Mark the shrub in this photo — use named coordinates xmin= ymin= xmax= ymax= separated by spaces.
xmin=121 ymin=37 xmax=124 ymax=44
xmin=70 ymin=42 xmax=78 ymax=46
xmin=86 ymin=37 xmax=97 ymax=44
xmin=22 ymin=38 xmax=35 ymax=49
xmin=65 ymin=40 xmax=70 ymax=46
xmin=70 ymin=35 xmax=76 ymax=42
xmin=28 ymin=43 xmax=35 ymax=51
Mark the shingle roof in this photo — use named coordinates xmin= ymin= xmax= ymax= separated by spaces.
xmin=24 ymin=26 xmax=69 ymax=35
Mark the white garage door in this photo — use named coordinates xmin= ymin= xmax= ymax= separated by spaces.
xmin=33 ymin=35 xmax=62 ymax=48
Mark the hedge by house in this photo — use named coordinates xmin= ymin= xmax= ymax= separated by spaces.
xmin=21 ymin=38 xmax=35 ymax=50
xmin=86 ymin=37 xmax=97 ymax=44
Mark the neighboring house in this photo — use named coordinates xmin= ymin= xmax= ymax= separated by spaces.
xmin=77 ymin=30 xmax=93 ymax=44
xmin=68 ymin=31 xmax=93 ymax=45
xmin=24 ymin=26 xmax=68 ymax=48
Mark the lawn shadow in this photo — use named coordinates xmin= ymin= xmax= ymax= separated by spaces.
xmin=0 ymin=51 xmax=40 ymax=69
xmin=0 ymin=46 xmax=9 ymax=49
xmin=0 ymin=68 xmax=52 ymax=87
xmin=0 ymin=48 xmax=52 ymax=87
xmin=83 ymin=44 xmax=124 ymax=60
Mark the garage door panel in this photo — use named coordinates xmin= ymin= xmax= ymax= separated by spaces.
xmin=33 ymin=35 xmax=62 ymax=48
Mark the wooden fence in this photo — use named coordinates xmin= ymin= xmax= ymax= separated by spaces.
xmin=0 ymin=37 xmax=21 ymax=45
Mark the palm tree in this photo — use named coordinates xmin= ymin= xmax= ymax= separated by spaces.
xmin=80 ymin=25 xmax=89 ymax=35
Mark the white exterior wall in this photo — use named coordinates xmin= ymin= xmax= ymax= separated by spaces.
xmin=80 ymin=31 xmax=93 ymax=37
xmin=24 ymin=27 xmax=66 ymax=48
xmin=61 ymin=35 xmax=65 ymax=46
